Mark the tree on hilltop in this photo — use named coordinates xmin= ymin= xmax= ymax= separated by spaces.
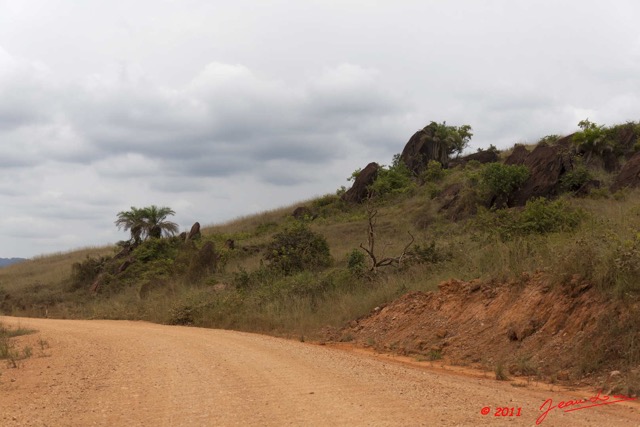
xmin=431 ymin=121 xmax=473 ymax=158
xmin=115 ymin=205 xmax=178 ymax=243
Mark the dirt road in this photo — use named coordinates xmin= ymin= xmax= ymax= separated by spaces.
xmin=1 ymin=317 xmax=639 ymax=426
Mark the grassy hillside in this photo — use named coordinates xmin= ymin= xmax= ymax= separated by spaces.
xmin=1 ymin=120 xmax=640 ymax=386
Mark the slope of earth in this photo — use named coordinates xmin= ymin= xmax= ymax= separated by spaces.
xmin=2 ymin=317 xmax=640 ymax=426
xmin=339 ymin=273 xmax=640 ymax=390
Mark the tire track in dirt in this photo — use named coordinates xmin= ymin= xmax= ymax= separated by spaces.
xmin=1 ymin=317 xmax=640 ymax=426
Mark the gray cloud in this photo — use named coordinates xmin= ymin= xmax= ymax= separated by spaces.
xmin=1 ymin=0 xmax=640 ymax=257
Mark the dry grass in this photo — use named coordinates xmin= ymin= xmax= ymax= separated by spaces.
xmin=202 ymin=200 xmax=315 ymax=236
xmin=1 ymin=163 xmax=640 ymax=354
xmin=0 ymin=246 xmax=115 ymax=293
xmin=0 ymin=321 xmax=36 ymax=366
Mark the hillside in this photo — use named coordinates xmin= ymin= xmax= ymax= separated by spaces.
xmin=2 ymin=119 xmax=640 ymax=393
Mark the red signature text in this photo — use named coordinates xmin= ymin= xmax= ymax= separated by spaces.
xmin=536 ymin=390 xmax=636 ymax=424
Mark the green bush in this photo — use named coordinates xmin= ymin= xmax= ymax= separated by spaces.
xmin=611 ymin=234 xmax=640 ymax=294
xmin=347 ymin=249 xmax=367 ymax=276
xmin=561 ymin=164 xmax=593 ymax=192
xmin=480 ymin=163 xmax=529 ymax=198
xmin=518 ymin=198 xmax=584 ymax=234
xmin=369 ymin=154 xmax=416 ymax=198
xmin=134 ymin=237 xmax=179 ymax=263
xmin=419 ymin=160 xmax=445 ymax=183
xmin=264 ymin=223 xmax=332 ymax=275
xmin=552 ymin=232 xmax=640 ymax=296
xmin=311 ymin=194 xmax=348 ymax=218
xmin=232 ymin=265 xmax=280 ymax=291
xmin=430 ymin=121 xmax=473 ymax=157
xmin=572 ymin=119 xmax=610 ymax=163
xmin=411 ymin=241 xmax=451 ymax=264
xmin=474 ymin=198 xmax=584 ymax=239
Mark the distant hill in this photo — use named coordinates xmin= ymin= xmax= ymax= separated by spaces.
xmin=0 ymin=258 xmax=27 ymax=268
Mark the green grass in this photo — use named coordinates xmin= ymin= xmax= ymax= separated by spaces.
xmin=0 ymin=322 xmax=37 ymax=366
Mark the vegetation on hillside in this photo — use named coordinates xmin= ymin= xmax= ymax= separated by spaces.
xmin=115 ymin=205 xmax=179 ymax=244
xmin=1 ymin=118 xmax=640 ymax=387
xmin=431 ymin=121 xmax=473 ymax=157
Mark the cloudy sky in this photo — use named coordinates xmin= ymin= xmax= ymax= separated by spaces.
xmin=1 ymin=0 xmax=639 ymax=258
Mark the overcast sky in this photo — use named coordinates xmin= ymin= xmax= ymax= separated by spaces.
xmin=1 ymin=0 xmax=639 ymax=258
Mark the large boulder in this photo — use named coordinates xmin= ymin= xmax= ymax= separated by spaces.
xmin=509 ymin=143 xmax=573 ymax=206
xmin=611 ymin=151 xmax=640 ymax=192
xmin=610 ymin=123 xmax=639 ymax=153
xmin=400 ymin=123 xmax=449 ymax=174
xmin=342 ymin=162 xmax=380 ymax=203
xmin=292 ymin=206 xmax=316 ymax=220
xmin=504 ymin=145 xmax=530 ymax=166
xmin=602 ymin=149 xmax=620 ymax=173
xmin=186 ymin=222 xmax=201 ymax=240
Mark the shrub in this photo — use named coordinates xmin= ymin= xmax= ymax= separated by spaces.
xmin=480 ymin=163 xmax=529 ymax=199
xmin=69 ymin=256 xmax=110 ymax=290
xmin=134 ymin=237 xmax=179 ymax=263
xmin=411 ymin=241 xmax=451 ymax=264
xmin=264 ymin=223 xmax=332 ymax=275
xmin=419 ymin=160 xmax=445 ymax=183
xmin=186 ymin=241 xmax=217 ymax=282
xmin=312 ymin=194 xmax=348 ymax=218
xmin=474 ymin=198 xmax=584 ymax=239
xmin=430 ymin=121 xmax=473 ymax=157
xmin=572 ymin=119 xmax=610 ymax=163
xmin=561 ymin=164 xmax=593 ymax=192
xmin=369 ymin=154 xmax=416 ymax=198
xmin=347 ymin=249 xmax=367 ymax=276
xmin=518 ymin=198 xmax=584 ymax=234
xmin=610 ymin=234 xmax=640 ymax=295
xmin=168 ymin=303 xmax=196 ymax=325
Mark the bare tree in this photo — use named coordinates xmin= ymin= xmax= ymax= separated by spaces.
xmin=359 ymin=203 xmax=415 ymax=273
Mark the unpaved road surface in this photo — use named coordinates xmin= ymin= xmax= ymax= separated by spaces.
xmin=1 ymin=317 xmax=640 ymax=426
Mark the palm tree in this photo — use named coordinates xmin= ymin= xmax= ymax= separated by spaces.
xmin=115 ymin=205 xmax=179 ymax=242
xmin=115 ymin=206 xmax=147 ymax=244
xmin=141 ymin=205 xmax=179 ymax=239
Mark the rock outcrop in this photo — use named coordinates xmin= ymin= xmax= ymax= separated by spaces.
xmin=509 ymin=143 xmax=573 ymax=206
xmin=400 ymin=123 xmax=449 ymax=173
xmin=504 ymin=145 xmax=530 ymax=166
xmin=342 ymin=162 xmax=379 ymax=203
xmin=292 ymin=206 xmax=316 ymax=220
xmin=611 ymin=151 xmax=640 ymax=192
xmin=186 ymin=222 xmax=201 ymax=240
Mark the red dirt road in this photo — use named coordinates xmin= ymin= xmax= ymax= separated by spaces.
xmin=1 ymin=317 xmax=639 ymax=426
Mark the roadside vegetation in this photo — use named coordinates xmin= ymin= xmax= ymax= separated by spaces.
xmin=0 ymin=322 xmax=36 ymax=368
xmin=1 ymin=119 xmax=640 ymax=385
